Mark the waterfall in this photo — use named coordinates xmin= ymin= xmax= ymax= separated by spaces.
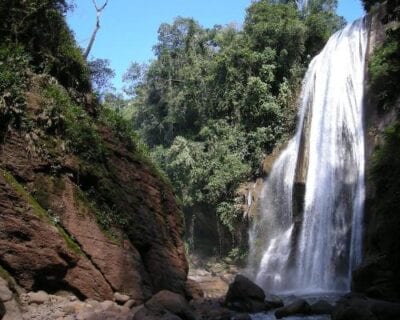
xmin=249 ymin=18 xmax=368 ymax=295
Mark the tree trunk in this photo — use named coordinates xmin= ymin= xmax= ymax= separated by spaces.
xmin=84 ymin=0 xmax=109 ymax=59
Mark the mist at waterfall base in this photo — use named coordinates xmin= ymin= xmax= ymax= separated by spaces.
xmin=247 ymin=16 xmax=368 ymax=311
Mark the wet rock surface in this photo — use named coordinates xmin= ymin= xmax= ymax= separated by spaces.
xmin=264 ymin=294 xmax=284 ymax=309
xmin=191 ymin=298 xmax=232 ymax=320
xmin=310 ymin=300 xmax=333 ymax=315
xmin=332 ymin=293 xmax=400 ymax=320
xmin=275 ymin=299 xmax=311 ymax=319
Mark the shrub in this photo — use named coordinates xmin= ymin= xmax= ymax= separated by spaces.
xmin=369 ymin=28 xmax=400 ymax=111
xmin=0 ymin=44 xmax=30 ymax=134
xmin=0 ymin=0 xmax=90 ymax=92
xmin=370 ymin=122 xmax=400 ymax=216
xmin=42 ymin=84 xmax=105 ymax=161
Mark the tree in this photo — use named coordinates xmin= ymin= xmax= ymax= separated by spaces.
xmin=122 ymin=62 xmax=147 ymax=97
xmin=88 ymin=58 xmax=115 ymax=95
xmin=128 ymin=0 xmax=346 ymax=256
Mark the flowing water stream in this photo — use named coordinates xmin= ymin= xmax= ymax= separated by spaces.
xmin=248 ymin=17 xmax=368 ymax=299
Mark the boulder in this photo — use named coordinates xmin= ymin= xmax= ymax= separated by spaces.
xmin=0 ymin=279 xmax=12 ymax=303
xmin=99 ymin=300 xmax=116 ymax=311
xmin=225 ymin=275 xmax=266 ymax=312
xmin=191 ymin=297 xmax=232 ymax=320
xmin=352 ymin=257 xmax=399 ymax=301
xmin=226 ymin=275 xmax=265 ymax=302
xmin=333 ymin=293 xmax=400 ymax=320
xmin=201 ymin=308 xmax=231 ymax=320
xmin=83 ymin=310 xmax=133 ymax=320
xmin=145 ymin=290 xmax=195 ymax=320
xmin=27 ymin=291 xmax=49 ymax=305
xmin=233 ymin=313 xmax=251 ymax=320
xmin=2 ymin=299 xmax=22 ymax=320
xmin=114 ymin=292 xmax=131 ymax=305
xmin=133 ymin=306 xmax=183 ymax=320
xmin=310 ymin=300 xmax=333 ymax=315
xmin=62 ymin=302 xmax=77 ymax=314
xmin=332 ymin=295 xmax=376 ymax=320
xmin=264 ymin=294 xmax=284 ymax=309
xmin=184 ymin=279 xmax=204 ymax=300
xmin=124 ymin=299 xmax=137 ymax=309
xmin=275 ymin=299 xmax=311 ymax=319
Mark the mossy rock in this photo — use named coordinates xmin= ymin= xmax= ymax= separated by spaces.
xmin=1 ymin=169 xmax=82 ymax=254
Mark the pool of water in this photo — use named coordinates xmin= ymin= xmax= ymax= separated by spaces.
xmin=250 ymin=313 xmax=330 ymax=320
xmin=244 ymin=292 xmax=342 ymax=320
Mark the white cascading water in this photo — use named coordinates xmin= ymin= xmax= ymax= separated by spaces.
xmin=249 ymin=18 xmax=368 ymax=295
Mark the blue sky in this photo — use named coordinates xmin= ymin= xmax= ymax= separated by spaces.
xmin=67 ymin=0 xmax=364 ymax=91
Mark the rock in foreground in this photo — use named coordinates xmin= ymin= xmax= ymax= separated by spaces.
xmin=145 ymin=290 xmax=195 ymax=320
xmin=333 ymin=293 xmax=400 ymax=320
xmin=310 ymin=300 xmax=333 ymax=315
xmin=225 ymin=275 xmax=267 ymax=313
xmin=275 ymin=299 xmax=311 ymax=319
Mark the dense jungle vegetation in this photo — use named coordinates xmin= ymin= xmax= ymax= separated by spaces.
xmin=115 ymin=0 xmax=346 ymax=257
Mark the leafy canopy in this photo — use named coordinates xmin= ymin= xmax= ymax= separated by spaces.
xmin=124 ymin=0 xmax=345 ymax=255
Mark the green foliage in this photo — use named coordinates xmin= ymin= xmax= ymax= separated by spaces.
xmin=227 ymin=247 xmax=248 ymax=264
xmin=0 ymin=44 xmax=30 ymax=133
xmin=123 ymin=62 xmax=147 ymax=96
xmin=362 ymin=0 xmax=400 ymax=13
xmin=74 ymin=186 xmax=124 ymax=240
xmin=216 ymin=202 xmax=241 ymax=232
xmin=153 ymin=122 xmax=251 ymax=215
xmin=88 ymin=58 xmax=115 ymax=95
xmin=303 ymin=2 xmax=346 ymax=57
xmin=369 ymin=121 xmax=400 ymax=278
xmin=370 ymin=122 xmax=400 ymax=216
xmin=129 ymin=0 xmax=344 ymax=255
xmin=100 ymin=106 xmax=136 ymax=143
xmin=42 ymin=83 xmax=105 ymax=161
xmin=244 ymin=1 xmax=306 ymax=83
xmin=362 ymin=0 xmax=384 ymax=11
xmin=64 ymin=106 xmax=104 ymax=161
xmin=99 ymin=105 xmax=172 ymax=187
xmin=0 ymin=0 xmax=90 ymax=92
xmin=369 ymin=27 xmax=400 ymax=111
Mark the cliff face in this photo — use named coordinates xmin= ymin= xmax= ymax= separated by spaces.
xmin=352 ymin=2 xmax=400 ymax=301
xmin=0 ymin=78 xmax=188 ymax=303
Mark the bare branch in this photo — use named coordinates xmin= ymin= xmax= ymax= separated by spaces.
xmin=99 ymin=0 xmax=109 ymax=11
xmin=91 ymin=0 xmax=108 ymax=12
xmin=91 ymin=0 xmax=99 ymax=10
xmin=85 ymin=0 xmax=109 ymax=58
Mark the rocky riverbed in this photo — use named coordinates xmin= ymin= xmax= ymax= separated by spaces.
xmin=3 ymin=262 xmax=400 ymax=320
xmin=187 ymin=256 xmax=241 ymax=299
